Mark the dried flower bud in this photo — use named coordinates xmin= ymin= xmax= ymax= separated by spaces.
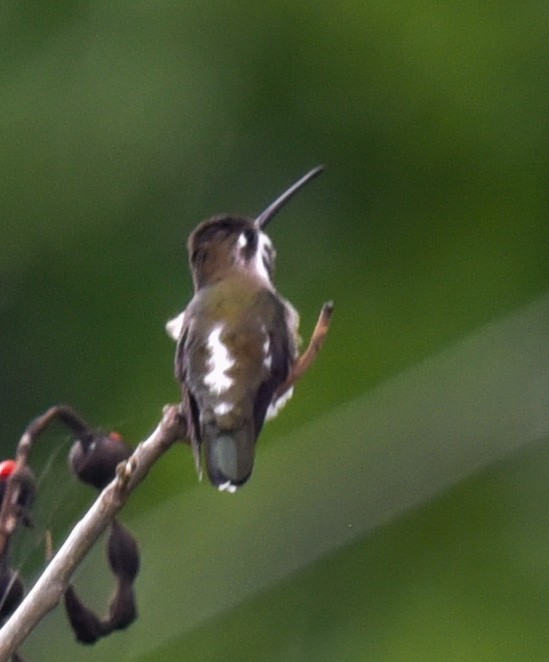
xmin=0 ymin=460 xmax=17 ymax=481
xmin=0 ymin=461 xmax=36 ymax=528
xmin=69 ymin=431 xmax=132 ymax=490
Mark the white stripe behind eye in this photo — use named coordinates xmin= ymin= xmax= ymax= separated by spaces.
xmin=251 ymin=232 xmax=273 ymax=282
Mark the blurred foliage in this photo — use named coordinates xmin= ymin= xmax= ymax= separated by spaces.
xmin=1 ymin=0 xmax=549 ymax=660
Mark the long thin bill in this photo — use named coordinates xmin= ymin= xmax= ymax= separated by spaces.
xmin=254 ymin=165 xmax=324 ymax=229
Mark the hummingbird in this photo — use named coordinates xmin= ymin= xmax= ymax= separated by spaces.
xmin=166 ymin=166 xmax=333 ymax=492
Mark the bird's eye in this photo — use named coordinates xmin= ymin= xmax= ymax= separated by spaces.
xmin=244 ymin=228 xmax=256 ymax=248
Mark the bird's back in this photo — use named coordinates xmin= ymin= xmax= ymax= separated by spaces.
xmin=176 ymin=276 xmax=297 ymax=490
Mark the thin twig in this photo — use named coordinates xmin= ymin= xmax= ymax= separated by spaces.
xmin=0 ymin=405 xmax=185 ymax=661
xmin=16 ymin=405 xmax=91 ymax=466
xmin=275 ymin=301 xmax=334 ymax=399
xmin=0 ymin=406 xmax=92 ymax=558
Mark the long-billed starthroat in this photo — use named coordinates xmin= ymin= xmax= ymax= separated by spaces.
xmin=167 ymin=166 xmax=333 ymax=492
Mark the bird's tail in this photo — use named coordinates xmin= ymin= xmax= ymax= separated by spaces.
xmin=203 ymin=425 xmax=256 ymax=493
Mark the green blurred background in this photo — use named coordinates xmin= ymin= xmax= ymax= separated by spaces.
xmin=2 ymin=1 xmax=549 ymax=660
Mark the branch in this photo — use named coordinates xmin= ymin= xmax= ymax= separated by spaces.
xmin=0 ymin=405 xmax=185 ymax=661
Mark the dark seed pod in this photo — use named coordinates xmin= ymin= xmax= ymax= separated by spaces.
xmin=65 ymin=430 xmax=140 ymax=645
xmin=69 ymin=431 xmax=132 ymax=490
xmin=107 ymin=520 xmax=140 ymax=583
xmin=108 ymin=580 xmax=137 ymax=631
xmin=0 ymin=569 xmax=24 ymax=620
xmin=64 ymin=520 xmax=140 ymax=644
xmin=64 ymin=585 xmax=104 ymax=644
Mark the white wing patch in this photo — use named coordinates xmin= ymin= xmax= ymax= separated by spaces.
xmin=166 ymin=310 xmax=185 ymax=341
xmin=214 ymin=402 xmax=232 ymax=416
xmin=266 ymin=387 xmax=294 ymax=421
xmin=261 ymin=326 xmax=272 ymax=371
xmin=204 ymin=325 xmax=235 ymax=395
